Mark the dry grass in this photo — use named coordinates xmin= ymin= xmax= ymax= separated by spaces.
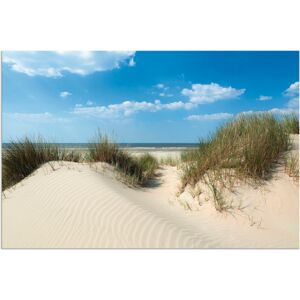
xmin=2 ymin=137 xmax=81 ymax=190
xmin=284 ymin=153 xmax=299 ymax=180
xmin=88 ymin=133 xmax=158 ymax=186
xmin=159 ymin=156 xmax=180 ymax=166
xmin=180 ymin=113 xmax=291 ymax=211
xmin=282 ymin=113 xmax=299 ymax=134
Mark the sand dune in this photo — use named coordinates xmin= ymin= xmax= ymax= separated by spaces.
xmin=2 ymin=150 xmax=298 ymax=248
xmin=2 ymin=136 xmax=299 ymax=248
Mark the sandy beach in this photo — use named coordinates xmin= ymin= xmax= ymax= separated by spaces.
xmin=2 ymin=137 xmax=298 ymax=248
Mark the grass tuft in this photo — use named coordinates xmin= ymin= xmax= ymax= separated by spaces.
xmin=284 ymin=153 xmax=299 ymax=180
xmin=2 ymin=137 xmax=80 ymax=190
xmin=159 ymin=156 xmax=180 ymax=166
xmin=180 ymin=113 xmax=291 ymax=211
xmin=282 ymin=113 xmax=299 ymax=134
xmin=88 ymin=133 xmax=158 ymax=186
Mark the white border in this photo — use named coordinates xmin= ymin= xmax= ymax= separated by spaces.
xmin=1 ymin=1 xmax=299 ymax=300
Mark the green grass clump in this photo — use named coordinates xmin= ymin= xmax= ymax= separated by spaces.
xmin=284 ymin=153 xmax=299 ymax=180
xmin=138 ymin=153 xmax=159 ymax=179
xmin=88 ymin=134 xmax=158 ymax=186
xmin=180 ymin=113 xmax=290 ymax=210
xmin=159 ymin=156 xmax=180 ymax=166
xmin=282 ymin=113 xmax=299 ymax=134
xmin=2 ymin=137 xmax=80 ymax=190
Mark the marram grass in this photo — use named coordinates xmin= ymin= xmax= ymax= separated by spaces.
xmin=88 ymin=133 xmax=158 ymax=186
xmin=2 ymin=137 xmax=81 ymax=190
xmin=180 ymin=113 xmax=295 ymax=211
xmin=282 ymin=112 xmax=299 ymax=134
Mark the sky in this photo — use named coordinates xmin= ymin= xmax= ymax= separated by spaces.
xmin=2 ymin=51 xmax=299 ymax=143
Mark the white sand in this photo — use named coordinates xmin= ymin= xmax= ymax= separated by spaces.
xmin=2 ymin=139 xmax=299 ymax=248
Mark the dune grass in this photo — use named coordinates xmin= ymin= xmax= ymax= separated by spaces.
xmin=180 ymin=113 xmax=291 ymax=211
xmin=282 ymin=113 xmax=299 ymax=134
xmin=2 ymin=137 xmax=81 ymax=190
xmin=88 ymin=133 xmax=158 ymax=186
xmin=284 ymin=153 xmax=299 ymax=180
xmin=159 ymin=156 xmax=180 ymax=166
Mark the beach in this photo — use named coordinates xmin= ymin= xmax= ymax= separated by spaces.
xmin=2 ymin=137 xmax=298 ymax=248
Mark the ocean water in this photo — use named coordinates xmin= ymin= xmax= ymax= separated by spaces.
xmin=2 ymin=143 xmax=198 ymax=149
xmin=57 ymin=143 xmax=198 ymax=149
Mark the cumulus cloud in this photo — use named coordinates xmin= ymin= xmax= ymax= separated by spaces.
xmin=155 ymin=83 xmax=165 ymax=89
xmin=159 ymin=92 xmax=173 ymax=97
xmin=287 ymin=97 xmax=299 ymax=110
xmin=239 ymin=108 xmax=297 ymax=116
xmin=284 ymin=81 xmax=299 ymax=97
xmin=258 ymin=95 xmax=272 ymax=101
xmin=60 ymin=91 xmax=72 ymax=98
xmin=72 ymin=99 xmax=196 ymax=118
xmin=186 ymin=113 xmax=234 ymax=121
xmin=4 ymin=112 xmax=69 ymax=123
xmin=187 ymin=104 xmax=298 ymax=122
xmin=182 ymin=83 xmax=245 ymax=104
xmin=71 ymin=82 xmax=246 ymax=119
xmin=283 ymin=81 xmax=299 ymax=111
xmin=3 ymin=51 xmax=136 ymax=77
xmin=86 ymin=100 xmax=94 ymax=106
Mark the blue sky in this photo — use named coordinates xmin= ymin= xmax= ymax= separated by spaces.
xmin=2 ymin=51 xmax=299 ymax=143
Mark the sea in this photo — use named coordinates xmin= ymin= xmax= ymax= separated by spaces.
xmin=2 ymin=143 xmax=198 ymax=150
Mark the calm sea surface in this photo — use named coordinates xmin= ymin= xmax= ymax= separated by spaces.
xmin=2 ymin=143 xmax=198 ymax=149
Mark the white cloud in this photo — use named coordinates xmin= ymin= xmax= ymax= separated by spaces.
xmin=159 ymin=92 xmax=173 ymax=97
xmin=86 ymin=100 xmax=94 ymax=106
xmin=156 ymin=83 xmax=165 ymax=89
xmin=284 ymin=81 xmax=299 ymax=97
xmin=71 ymin=82 xmax=246 ymax=119
xmin=60 ymin=91 xmax=72 ymax=98
xmin=186 ymin=113 xmax=234 ymax=121
xmin=258 ymin=95 xmax=272 ymax=101
xmin=72 ymin=99 xmax=195 ymax=118
xmin=283 ymin=81 xmax=299 ymax=111
xmin=239 ymin=108 xmax=298 ymax=116
xmin=163 ymin=101 xmax=195 ymax=110
xmin=188 ymin=105 xmax=298 ymax=122
xmin=3 ymin=51 xmax=136 ymax=77
xmin=128 ymin=57 xmax=136 ymax=67
xmin=182 ymin=83 xmax=245 ymax=104
xmin=75 ymin=104 xmax=83 ymax=108
xmin=4 ymin=112 xmax=69 ymax=123
xmin=287 ymin=97 xmax=299 ymax=109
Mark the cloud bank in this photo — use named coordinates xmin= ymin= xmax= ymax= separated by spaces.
xmin=72 ymin=82 xmax=245 ymax=118
xmin=3 ymin=51 xmax=136 ymax=77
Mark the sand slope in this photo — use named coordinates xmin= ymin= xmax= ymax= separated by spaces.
xmin=2 ymin=137 xmax=299 ymax=248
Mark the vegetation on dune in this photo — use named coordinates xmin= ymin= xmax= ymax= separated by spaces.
xmin=180 ymin=113 xmax=295 ymax=211
xmin=2 ymin=137 xmax=81 ymax=190
xmin=159 ymin=156 xmax=180 ymax=167
xmin=282 ymin=112 xmax=299 ymax=134
xmin=88 ymin=133 xmax=158 ymax=186
xmin=284 ymin=153 xmax=299 ymax=180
